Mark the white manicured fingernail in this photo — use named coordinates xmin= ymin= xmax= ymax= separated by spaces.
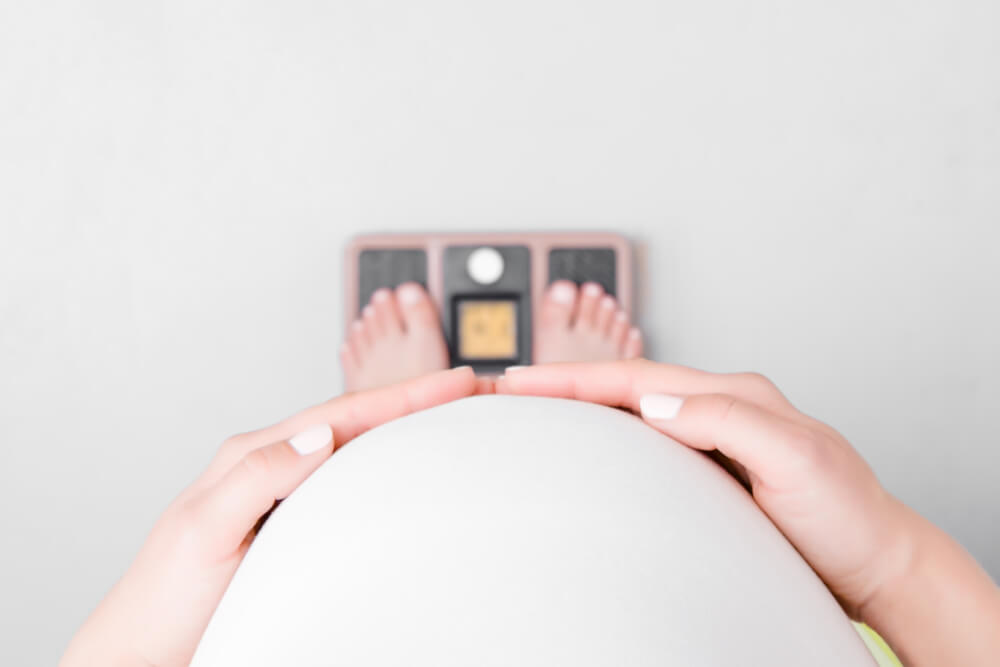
xmin=289 ymin=424 xmax=333 ymax=455
xmin=639 ymin=394 xmax=684 ymax=420
xmin=505 ymin=365 xmax=527 ymax=373
xmin=582 ymin=283 xmax=602 ymax=297
xmin=372 ymin=288 xmax=390 ymax=302
xmin=548 ymin=282 xmax=576 ymax=303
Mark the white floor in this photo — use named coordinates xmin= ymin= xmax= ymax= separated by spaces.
xmin=1 ymin=1 xmax=998 ymax=664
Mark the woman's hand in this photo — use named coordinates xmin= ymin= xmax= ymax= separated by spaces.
xmin=497 ymin=359 xmax=1000 ymax=667
xmin=61 ymin=366 xmax=482 ymax=667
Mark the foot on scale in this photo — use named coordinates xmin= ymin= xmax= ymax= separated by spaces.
xmin=342 ymin=282 xmax=642 ymax=392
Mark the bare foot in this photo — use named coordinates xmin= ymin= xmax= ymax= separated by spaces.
xmin=534 ymin=281 xmax=642 ymax=364
xmin=341 ymin=283 xmax=450 ymax=392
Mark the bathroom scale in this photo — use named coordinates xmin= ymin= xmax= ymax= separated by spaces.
xmin=344 ymin=232 xmax=633 ymax=375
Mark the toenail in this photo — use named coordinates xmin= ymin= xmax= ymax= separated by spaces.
xmin=373 ymin=289 xmax=390 ymax=302
xmin=582 ymin=283 xmax=602 ymax=297
xmin=397 ymin=283 xmax=423 ymax=305
xmin=549 ymin=282 xmax=576 ymax=304
xmin=600 ymin=296 xmax=615 ymax=309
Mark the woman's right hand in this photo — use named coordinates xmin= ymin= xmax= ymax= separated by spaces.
xmin=497 ymin=359 xmax=1000 ymax=667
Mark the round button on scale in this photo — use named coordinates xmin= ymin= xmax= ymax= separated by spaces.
xmin=466 ymin=247 xmax=505 ymax=285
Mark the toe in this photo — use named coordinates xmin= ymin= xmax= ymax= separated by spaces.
xmin=371 ymin=288 xmax=403 ymax=335
xmin=350 ymin=319 xmax=369 ymax=357
xmin=396 ymin=282 xmax=439 ymax=332
xmin=623 ymin=327 xmax=643 ymax=359
xmin=340 ymin=342 xmax=359 ymax=375
xmin=573 ymin=282 xmax=604 ymax=329
xmin=540 ymin=280 xmax=577 ymax=329
xmin=609 ymin=310 xmax=630 ymax=347
xmin=595 ymin=295 xmax=617 ymax=335
xmin=362 ymin=304 xmax=382 ymax=337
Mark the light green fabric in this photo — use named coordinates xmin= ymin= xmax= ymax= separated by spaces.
xmin=853 ymin=622 xmax=903 ymax=666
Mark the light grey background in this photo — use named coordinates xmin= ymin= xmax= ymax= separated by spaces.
xmin=1 ymin=0 xmax=997 ymax=664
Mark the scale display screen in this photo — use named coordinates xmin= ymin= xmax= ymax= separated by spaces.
xmin=456 ymin=298 xmax=518 ymax=360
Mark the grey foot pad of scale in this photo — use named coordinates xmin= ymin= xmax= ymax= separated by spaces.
xmin=548 ymin=248 xmax=617 ymax=295
xmin=358 ymin=249 xmax=428 ymax=314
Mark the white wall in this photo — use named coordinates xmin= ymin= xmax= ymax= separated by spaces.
xmin=1 ymin=0 xmax=997 ymax=664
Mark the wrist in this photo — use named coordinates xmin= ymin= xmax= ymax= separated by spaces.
xmin=855 ymin=500 xmax=1000 ymax=667
xmin=61 ymin=587 xmax=153 ymax=667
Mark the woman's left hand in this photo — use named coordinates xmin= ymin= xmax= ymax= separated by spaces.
xmin=61 ymin=367 xmax=482 ymax=667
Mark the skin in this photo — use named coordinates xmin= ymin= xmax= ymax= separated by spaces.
xmin=342 ymin=281 xmax=642 ymax=392
xmin=63 ymin=358 xmax=1000 ymax=666
xmin=496 ymin=359 xmax=1000 ymax=667
xmin=60 ymin=367 xmax=482 ymax=667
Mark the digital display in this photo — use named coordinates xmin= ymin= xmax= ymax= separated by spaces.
xmin=457 ymin=299 xmax=518 ymax=360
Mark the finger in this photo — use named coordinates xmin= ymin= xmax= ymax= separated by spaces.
xmin=638 ymin=392 xmax=828 ymax=490
xmin=474 ymin=375 xmax=495 ymax=395
xmin=497 ymin=359 xmax=795 ymax=417
xmin=193 ymin=424 xmax=334 ymax=553
xmin=201 ymin=366 xmax=479 ymax=487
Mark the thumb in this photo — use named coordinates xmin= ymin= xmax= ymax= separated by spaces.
xmin=192 ymin=424 xmax=335 ymax=555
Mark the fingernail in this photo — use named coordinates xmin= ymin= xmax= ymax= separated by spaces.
xmin=397 ymin=283 xmax=423 ymax=305
xmin=639 ymin=394 xmax=684 ymax=420
xmin=582 ymin=283 xmax=602 ymax=297
xmin=600 ymin=296 xmax=616 ymax=309
xmin=548 ymin=282 xmax=576 ymax=304
xmin=505 ymin=365 xmax=527 ymax=373
xmin=372 ymin=288 xmax=390 ymax=302
xmin=289 ymin=424 xmax=333 ymax=455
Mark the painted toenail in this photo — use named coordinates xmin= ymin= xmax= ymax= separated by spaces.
xmin=373 ymin=289 xmax=390 ymax=302
xmin=549 ymin=283 xmax=575 ymax=304
xmin=397 ymin=284 xmax=423 ymax=305
xmin=582 ymin=283 xmax=602 ymax=297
